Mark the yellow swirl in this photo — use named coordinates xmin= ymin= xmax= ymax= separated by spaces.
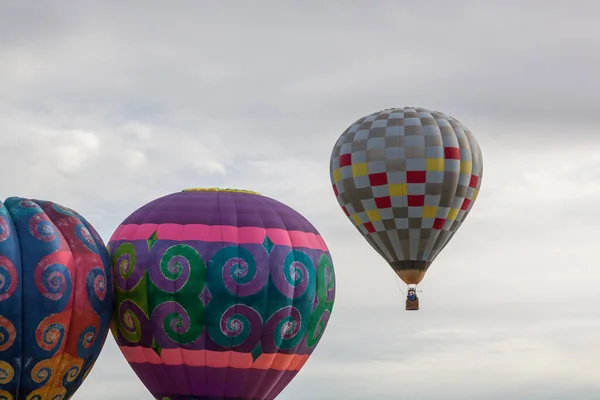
xmin=31 ymin=358 xmax=58 ymax=384
xmin=0 ymin=390 xmax=13 ymax=400
xmin=57 ymin=354 xmax=84 ymax=384
xmin=0 ymin=361 xmax=14 ymax=384
xmin=181 ymin=187 xmax=261 ymax=195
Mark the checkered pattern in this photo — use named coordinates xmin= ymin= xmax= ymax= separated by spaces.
xmin=330 ymin=107 xmax=483 ymax=273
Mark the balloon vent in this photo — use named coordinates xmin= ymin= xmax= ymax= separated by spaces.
xmin=181 ymin=188 xmax=262 ymax=196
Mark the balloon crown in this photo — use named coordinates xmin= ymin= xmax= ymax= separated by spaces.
xmin=181 ymin=187 xmax=262 ymax=196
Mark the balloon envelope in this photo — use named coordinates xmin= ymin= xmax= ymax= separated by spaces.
xmin=108 ymin=188 xmax=335 ymax=400
xmin=0 ymin=197 xmax=113 ymax=399
xmin=329 ymin=107 xmax=483 ymax=285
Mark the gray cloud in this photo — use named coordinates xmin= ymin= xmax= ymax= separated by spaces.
xmin=1 ymin=1 xmax=599 ymax=398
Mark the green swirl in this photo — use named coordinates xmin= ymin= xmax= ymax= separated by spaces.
xmin=112 ymin=242 xmax=136 ymax=280
xmin=306 ymin=254 xmax=335 ymax=348
xmin=148 ymin=244 xmax=206 ymax=344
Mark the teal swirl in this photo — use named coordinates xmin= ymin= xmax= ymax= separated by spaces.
xmin=273 ymin=250 xmax=314 ymax=299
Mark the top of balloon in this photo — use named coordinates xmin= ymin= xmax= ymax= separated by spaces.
xmin=181 ymin=187 xmax=262 ymax=196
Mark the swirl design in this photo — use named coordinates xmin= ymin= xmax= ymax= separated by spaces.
xmin=0 ymin=316 xmax=16 ymax=351
xmin=36 ymin=320 xmax=66 ymax=353
xmin=31 ymin=359 xmax=54 ymax=385
xmin=272 ymin=250 xmax=312 ymax=299
xmin=262 ymin=306 xmax=304 ymax=352
xmin=0 ymin=256 xmax=17 ymax=302
xmin=152 ymin=245 xmax=196 ymax=292
xmin=0 ymin=198 xmax=113 ymax=399
xmin=86 ymin=267 xmax=107 ymax=306
xmin=0 ymin=217 xmax=9 ymax=242
xmin=112 ymin=242 xmax=136 ymax=284
xmin=208 ymin=304 xmax=263 ymax=351
xmin=75 ymin=223 xmax=98 ymax=253
xmin=34 ymin=253 xmax=72 ymax=301
xmin=213 ymin=245 xmax=269 ymax=297
xmin=117 ymin=300 xmax=145 ymax=344
xmin=306 ymin=254 xmax=335 ymax=349
xmin=52 ymin=203 xmax=76 ymax=216
xmin=28 ymin=213 xmax=56 ymax=242
xmin=152 ymin=301 xmax=194 ymax=344
xmin=0 ymin=361 xmax=14 ymax=384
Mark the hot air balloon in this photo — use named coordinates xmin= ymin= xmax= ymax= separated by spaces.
xmin=0 ymin=197 xmax=113 ymax=399
xmin=108 ymin=188 xmax=335 ymax=400
xmin=329 ymin=107 xmax=483 ymax=310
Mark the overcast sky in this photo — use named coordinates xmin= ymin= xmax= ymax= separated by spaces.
xmin=1 ymin=1 xmax=600 ymax=399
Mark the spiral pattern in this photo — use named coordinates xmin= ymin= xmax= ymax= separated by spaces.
xmin=0 ymin=361 xmax=14 ymax=384
xmin=0 ymin=390 xmax=12 ymax=400
xmin=31 ymin=359 xmax=53 ymax=385
xmin=0 ymin=316 xmax=15 ymax=351
xmin=63 ymin=364 xmax=81 ymax=385
xmin=112 ymin=242 xmax=136 ymax=286
xmin=272 ymin=250 xmax=312 ymax=299
xmin=151 ymin=244 xmax=199 ymax=292
xmin=19 ymin=199 xmax=37 ymax=209
xmin=117 ymin=300 xmax=144 ymax=344
xmin=52 ymin=203 xmax=77 ymax=217
xmin=34 ymin=254 xmax=72 ymax=301
xmin=77 ymin=326 xmax=97 ymax=356
xmin=151 ymin=301 xmax=195 ymax=345
xmin=36 ymin=321 xmax=66 ymax=352
xmin=0 ymin=256 xmax=17 ymax=302
xmin=28 ymin=213 xmax=57 ymax=242
xmin=212 ymin=245 xmax=269 ymax=297
xmin=208 ymin=304 xmax=263 ymax=351
xmin=262 ymin=306 xmax=303 ymax=352
xmin=75 ymin=223 xmax=98 ymax=253
xmin=86 ymin=267 xmax=107 ymax=307
xmin=0 ymin=217 xmax=9 ymax=242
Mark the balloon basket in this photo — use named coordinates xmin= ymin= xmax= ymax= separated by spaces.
xmin=405 ymin=298 xmax=419 ymax=311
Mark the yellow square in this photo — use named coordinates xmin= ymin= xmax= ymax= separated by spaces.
xmin=460 ymin=161 xmax=473 ymax=175
xmin=422 ymin=206 xmax=437 ymax=219
xmin=351 ymin=163 xmax=368 ymax=177
xmin=447 ymin=208 xmax=459 ymax=220
xmin=366 ymin=209 xmax=381 ymax=221
xmin=472 ymin=189 xmax=479 ymax=201
xmin=332 ymin=168 xmax=342 ymax=183
xmin=426 ymin=158 xmax=445 ymax=171
xmin=351 ymin=213 xmax=361 ymax=225
xmin=388 ymin=183 xmax=407 ymax=197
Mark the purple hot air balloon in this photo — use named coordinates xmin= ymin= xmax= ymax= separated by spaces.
xmin=107 ymin=188 xmax=336 ymax=399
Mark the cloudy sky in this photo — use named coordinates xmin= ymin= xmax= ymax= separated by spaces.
xmin=1 ymin=1 xmax=600 ymax=398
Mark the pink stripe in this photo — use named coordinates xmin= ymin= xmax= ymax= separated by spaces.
xmin=110 ymin=224 xmax=328 ymax=251
xmin=119 ymin=346 xmax=309 ymax=371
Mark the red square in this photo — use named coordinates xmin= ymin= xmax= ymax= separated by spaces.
xmin=469 ymin=175 xmax=479 ymax=188
xmin=332 ymin=184 xmax=339 ymax=196
xmin=407 ymin=195 xmax=425 ymax=207
xmin=341 ymin=206 xmax=350 ymax=216
xmin=374 ymin=196 xmax=392 ymax=209
xmin=363 ymin=222 xmax=376 ymax=233
xmin=444 ymin=147 xmax=460 ymax=159
xmin=406 ymin=171 xmax=426 ymax=183
xmin=369 ymin=172 xmax=388 ymax=186
xmin=433 ymin=218 xmax=446 ymax=230
xmin=339 ymin=153 xmax=352 ymax=168
xmin=461 ymin=198 xmax=471 ymax=210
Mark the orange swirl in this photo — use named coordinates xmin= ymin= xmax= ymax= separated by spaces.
xmin=0 ymin=316 xmax=16 ymax=351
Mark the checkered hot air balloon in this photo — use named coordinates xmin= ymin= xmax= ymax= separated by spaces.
xmin=329 ymin=107 xmax=483 ymax=309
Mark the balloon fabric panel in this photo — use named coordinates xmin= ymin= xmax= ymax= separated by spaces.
xmin=109 ymin=189 xmax=336 ymax=400
xmin=0 ymin=198 xmax=113 ymax=400
xmin=330 ymin=108 xmax=483 ymax=284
